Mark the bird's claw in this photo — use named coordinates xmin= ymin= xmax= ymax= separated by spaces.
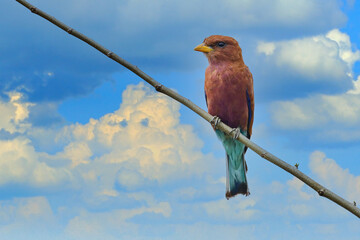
xmin=210 ymin=116 xmax=221 ymax=129
xmin=230 ymin=127 xmax=241 ymax=139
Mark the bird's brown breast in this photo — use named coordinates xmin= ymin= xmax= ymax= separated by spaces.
xmin=205 ymin=64 xmax=252 ymax=130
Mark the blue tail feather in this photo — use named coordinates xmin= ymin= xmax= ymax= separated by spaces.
xmin=215 ymin=129 xmax=249 ymax=198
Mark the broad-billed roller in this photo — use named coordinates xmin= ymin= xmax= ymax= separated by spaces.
xmin=194 ymin=35 xmax=254 ymax=199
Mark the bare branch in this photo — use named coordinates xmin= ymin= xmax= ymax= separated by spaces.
xmin=15 ymin=0 xmax=360 ymax=218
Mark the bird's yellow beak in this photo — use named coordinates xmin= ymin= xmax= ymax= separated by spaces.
xmin=194 ymin=43 xmax=213 ymax=53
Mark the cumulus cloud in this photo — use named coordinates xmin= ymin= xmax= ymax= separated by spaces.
xmin=250 ymin=151 xmax=360 ymax=220
xmin=326 ymin=29 xmax=360 ymax=71
xmin=0 ymin=83 xmax=216 ymax=200
xmin=0 ymin=195 xmax=171 ymax=240
xmin=347 ymin=76 xmax=360 ymax=94
xmin=287 ymin=177 xmax=313 ymax=201
xmin=0 ymin=82 xmax=223 ymax=238
xmin=269 ymin=81 xmax=360 ymax=143
xmin=270 ymin=91 xmax=360 ymax=130
xmin=257 ymin=42 xmax=275 ymax=56
xmin=58 ymin=83 xmax=213 ymax=188
xmin=253 ymin=29 xmax=359 ymax=101
xmin=0 ymin=92 xmax=71 ymax=188
xmin=0 ymin=138 xmax=72 ymax=187
xmin=64 ymin=201 xmax=171 ymax=240
xmin=257 ymin=29 xmax=359 ymax=83
xmin=0 ymin=196 xmax=54 ymax=223
xmin=203 ymin=198 xmax=258 ymax=221
xmin=269 ymin=89 xmax=360 ymax=143
xmin=0 ymin=196 xmax=60 ymax=239
xmin=0 ymin=92 xmax=33 ymax=134
xmin=309 ymin=151 xmax=360 ymax=201
xmin=265 ymin=30 xmax=360 ymax=138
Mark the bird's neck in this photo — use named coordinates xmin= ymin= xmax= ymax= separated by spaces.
xmin=207 ymin=52 xmax=245 ymax=66
xmin=208 ymin=58 xmax=246 ymax=69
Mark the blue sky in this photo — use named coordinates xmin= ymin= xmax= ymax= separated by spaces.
xmin=1 ymin=0 xmax=360 ymax=239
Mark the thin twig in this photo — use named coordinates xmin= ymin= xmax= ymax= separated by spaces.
xmin=15 ymin=0 xmax=360 ymax=218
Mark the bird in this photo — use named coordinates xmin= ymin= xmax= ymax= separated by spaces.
xmin=194 ymin=35 xmax=254 ymax=199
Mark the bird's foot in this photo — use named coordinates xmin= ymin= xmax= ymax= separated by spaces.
xmin=230 ymin=127 xmax=241 ymax=139
xmin=210 ymin=116 xmax=221 ymax=129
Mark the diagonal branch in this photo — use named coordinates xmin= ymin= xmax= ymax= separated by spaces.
xmin=15 ymin=0 xmax=360 ymax=218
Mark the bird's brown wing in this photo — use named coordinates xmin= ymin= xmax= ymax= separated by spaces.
xmin=244 ymin=70 xmax=254 ymax=157
xmin=246 ymin=69 xmax=254 ymax=138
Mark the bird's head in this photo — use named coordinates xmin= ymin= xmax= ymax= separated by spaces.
xmin=194 ymin=35 xmax=244 ymax=65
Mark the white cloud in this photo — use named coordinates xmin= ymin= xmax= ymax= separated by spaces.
xmin=0 ymin=196 xmax=54 ymax=222
xmin=288 ymin=203 xmax=312 ymax=217
xmin=309 ymin=151 xmax=360 ymax=201
xmin=287 ymin=177 xmax=313 ymax=201
xmin=0 ymin=138 xmax=72 ymax=187
xmin=0 ymin=83 xmax=216 ymax=201
xmin=203 ymin=198 xmax=258 ymax=221
xmin=347 ymin=76 xmax=360 ymax=94
xmin=267 ymin=29 xmax=360 ymax=133
xmin=257 ymin=42 xmax=276 ymax=55
xmin=2 ymin=80 xmax=359 ymax=239
xmin=58 ymin=83 xmax=213 ymax=188
xmin=269 ymin=180 xmax=285 ymax=194
xmin=257 ymin=29 xmax=359 ymax=82
xmin=64 ymin=201 xmax=171 ymax=240
xmin=0 ymin=92 xmax=33 ymax=134
xmin=0 ymin=196 xmax=59 ymax=239
xmin=0 ymin=83 xmax=221 ymax=238
xmin=44 ymin=141 xmax=93 ymax=168
xmin=270 ymin=91 xmax=360 ymax=130
xmin=326 ymin=29 xmax=360 ymax=71
xmin=315 ymin=128 xmax=360 ymax=142
xmin=0 ymin=195 xmax=171 ymax=240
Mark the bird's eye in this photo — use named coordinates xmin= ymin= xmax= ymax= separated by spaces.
xmin=217 ymin=42 xmax=226 ymax=47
